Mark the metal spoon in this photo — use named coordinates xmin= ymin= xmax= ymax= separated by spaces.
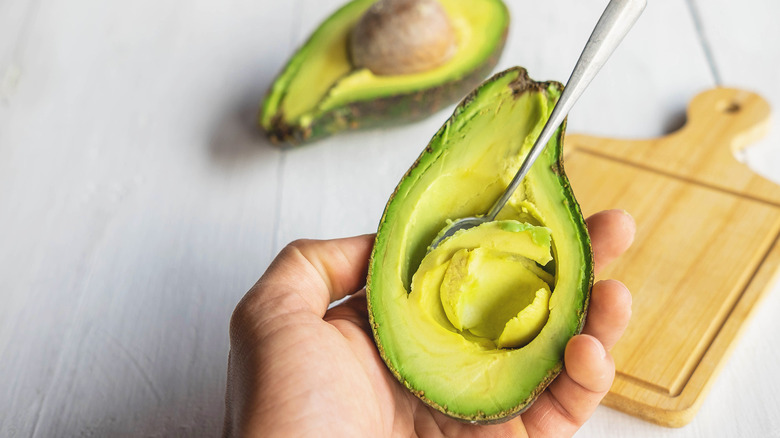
xmin=428 ymin=0 xmax=646 ymax=251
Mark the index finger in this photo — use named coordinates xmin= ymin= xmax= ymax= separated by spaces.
xmin=234 ymin=234 xmax=375 ymax=328
xmin=586 ymin=209 xmax=636 ymax=274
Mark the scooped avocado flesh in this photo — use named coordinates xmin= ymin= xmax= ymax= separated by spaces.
xmin=259 ymin=0 xmax=508 ymax=144
xmin=367 ymin=68 xmax=593 ymax=423
xmin=414 ymin=221 xmax=553 ymax=349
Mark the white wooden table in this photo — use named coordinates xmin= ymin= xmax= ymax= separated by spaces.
xmin=2 ymin=0 xmax=779 ymax=436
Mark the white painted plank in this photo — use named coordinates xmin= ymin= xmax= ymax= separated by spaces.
xmin=499 ymin=0 xmax=716 ymax=139
xmin=0 ymin=0 xmax=292 ymax=435
xmin=692 ymin=0 xmax=780 ymax=186
xmin=1 ymin=0 xmax=777 ymax=436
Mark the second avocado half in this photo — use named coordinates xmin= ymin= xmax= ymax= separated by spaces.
xmin=260 ymin=0 xmax=509 ymax=145
xmin=367 ymin=67 xmax=594 ymax=423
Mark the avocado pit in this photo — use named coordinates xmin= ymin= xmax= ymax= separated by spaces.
xmin=350 ymin=0 xmax=457 ymax=75
xmin=259 ymin=0 xmax=509 ymax=145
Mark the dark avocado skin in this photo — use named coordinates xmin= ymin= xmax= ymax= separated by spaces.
xmin=366 ymin=67 xmax=594 ymax=424
xmin=263 ymin=36 xmax=506 ymax=146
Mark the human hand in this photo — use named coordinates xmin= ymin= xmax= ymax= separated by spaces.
xmin=223 ymin=209 xmax=635 ymax=437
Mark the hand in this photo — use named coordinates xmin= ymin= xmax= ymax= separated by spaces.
xmin=223 ymin=209 xmax=636 ymax=437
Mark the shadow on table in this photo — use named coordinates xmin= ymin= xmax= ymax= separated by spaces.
xmin=207 ymin=89 xmax=278 ymax=170
xmin=661 ymin=108 xmax=688 ymax=135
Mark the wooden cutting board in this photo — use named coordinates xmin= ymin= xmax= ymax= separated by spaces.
xmin=563 ymin=88 xmax=779 ymax=427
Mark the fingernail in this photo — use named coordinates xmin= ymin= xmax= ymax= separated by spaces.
xmin=618 ymin=209 xmax=636 ymax=246
xmin=619 ymin=209 xmax=635 ymax=227
xmin=591 ymin=335 xmax=607 ymax=360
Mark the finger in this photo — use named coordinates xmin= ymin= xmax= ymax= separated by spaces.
xmin=324 ymin=289 xmax=371 ymax=336
xmin=283 ymin=235 xmax=374 ymax=308
xmin=549 ymin=335 xmax=615 ymax=421
xmin=586 ymin=209 xmax=635 ymax=274
xmin=236 ymin=234 xmax=375 ymax=322
xmin=522 ymin=335 xmax=614 ymax=437
xmin=581 ymin=279 xmax=632 ymax=351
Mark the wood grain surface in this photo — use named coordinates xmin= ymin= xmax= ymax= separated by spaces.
xmin=1 ymin=0 xmax=778 ymax=436
xmin=566 ymin=87 xmax=779 ymax=427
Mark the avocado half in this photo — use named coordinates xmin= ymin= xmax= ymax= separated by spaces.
xmin=259 ymin=0 xmax=509 ymax=145
xmin=366 ymin=67 xmax=594 ymax=423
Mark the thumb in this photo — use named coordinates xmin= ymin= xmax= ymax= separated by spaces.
xmin=239 ymin=234 xmax=375 ymax=321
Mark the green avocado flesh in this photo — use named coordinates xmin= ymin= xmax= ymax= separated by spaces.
xmin=259 ymin=0 xmax=508 ymax=145
xmin=366 ymin=67 xmax=593 ymax=423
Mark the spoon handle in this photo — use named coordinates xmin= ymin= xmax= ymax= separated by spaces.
xmin=486 ymin=0 xmax=646 ymax=221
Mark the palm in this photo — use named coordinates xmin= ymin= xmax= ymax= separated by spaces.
xmin=225 ymin=209 xmax=635 ymax=437
xmin=323 ymin=294 xmax=532 ymax=437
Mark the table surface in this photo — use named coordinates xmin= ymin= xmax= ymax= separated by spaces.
xmin=2 ymin=0 xmax=779 ymax=436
